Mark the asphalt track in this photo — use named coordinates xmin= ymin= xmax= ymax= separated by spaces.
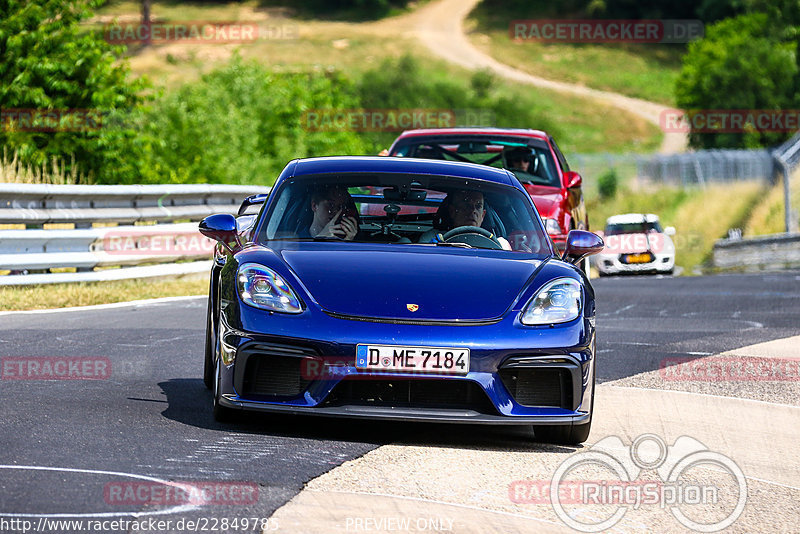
xmin=0 ymin=271 xmax=798 ymax=533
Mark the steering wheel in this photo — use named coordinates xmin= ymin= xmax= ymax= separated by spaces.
xmin=441 ymin=226 xmax=503 ymax=250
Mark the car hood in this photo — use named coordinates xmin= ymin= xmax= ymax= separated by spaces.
xmin=274 ymin=244 xmax=541 ymax=322
xmin=522 ymin=184 xmax=562 ymax=219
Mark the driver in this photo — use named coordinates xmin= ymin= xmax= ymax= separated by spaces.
xmin=300 ymin=185 xmax=358 ymax=240
xmin=504 ymin=147 xmax=532 ymax=173
xmin=418 ymin=191 xmax=510 ymax=249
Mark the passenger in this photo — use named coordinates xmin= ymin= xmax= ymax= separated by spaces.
xmin=301 ymin=185 xmax=358 ymax=240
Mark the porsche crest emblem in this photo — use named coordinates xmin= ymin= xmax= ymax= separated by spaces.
xmin=406 ymin=304 xmax=419 ymax=312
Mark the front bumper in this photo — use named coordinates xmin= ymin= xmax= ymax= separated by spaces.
xmin=217 ymin=396 xmax=592 ymax=425
xmin=216 ymin=305 xmax=596 ymax=425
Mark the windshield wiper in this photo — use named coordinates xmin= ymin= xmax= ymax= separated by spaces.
xmin=312 ymin=236 xmax=346 ymax=241
xmin=435 ymin=241 xmax=473 ymax=248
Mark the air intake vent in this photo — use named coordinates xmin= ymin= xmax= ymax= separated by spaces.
xmin=323 ymin=379 xmax=497 ymax=414
xmin=498 ymin=368 xmax=570 ymax=408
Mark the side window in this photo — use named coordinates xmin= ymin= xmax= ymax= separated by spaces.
xmin=549 ymin=137 xmax=570 ymax=173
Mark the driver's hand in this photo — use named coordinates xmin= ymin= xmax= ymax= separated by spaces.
xmin=339 ymin=215 xmax=358 ymax=240
xmin=319 ymin=210 xmax=358 ymax=240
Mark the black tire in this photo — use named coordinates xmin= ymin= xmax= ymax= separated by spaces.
xmin=203 ymin=294 xmax=214 ymax=390
xmin=212 ymin=355 xmax=238 ymax=423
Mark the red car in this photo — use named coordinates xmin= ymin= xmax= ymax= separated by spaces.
xmin=385 ymin=128 xmax=588 ymax=252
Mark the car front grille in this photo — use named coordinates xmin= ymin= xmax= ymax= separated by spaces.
xmin=322 ymin=379 xmax=497 ymax=413
xmin=498 ymin=368 xmax=571 ymax=408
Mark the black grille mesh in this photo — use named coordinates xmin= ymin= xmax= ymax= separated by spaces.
xmin=323 ymin=379 xmax=497 ymax=413
xmin=498 ymin=368 xmax=569 ymax=408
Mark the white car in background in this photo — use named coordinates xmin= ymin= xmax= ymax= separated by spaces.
xmin=594 ymin=213 xmax=675 ymax=276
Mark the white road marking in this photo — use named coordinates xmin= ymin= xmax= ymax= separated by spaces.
xmin=0 ymin=465 xmax=198 ymax=518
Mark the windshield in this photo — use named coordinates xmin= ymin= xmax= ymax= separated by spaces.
xmin=605 ymin=221 xmax=664 ymax=235
xmin=391 ymin=138 xmax=560 ymax=188
xmin=257 ymin=173 xmax=551 ymax=254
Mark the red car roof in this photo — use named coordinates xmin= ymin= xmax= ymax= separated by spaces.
xmin=394 ymin=127 xmax=550 ymax=141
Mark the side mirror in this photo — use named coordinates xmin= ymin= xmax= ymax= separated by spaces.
xmin=562 ymin=230 xmax=604 ymax=265
xmin=199 ymin=214 xmax=240 ymax=254
xmin=664 ymin=226 xmax=676 ymax=236
xmin=564 ymin=171 xmax=582 ymax=189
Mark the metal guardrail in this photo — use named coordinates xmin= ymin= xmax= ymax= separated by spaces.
xmin=0 ymin=183 xmax=264 ymax=226
xmin=0 ymin=184 xmax=266 ymax=285
xmin=713 ymin=232 xmax=800 ymax=272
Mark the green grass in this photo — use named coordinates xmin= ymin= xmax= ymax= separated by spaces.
xmin=0 ymin=278 xmax=207 ymax=311
xmin=588 ymin=181 xmax=764 ymax=273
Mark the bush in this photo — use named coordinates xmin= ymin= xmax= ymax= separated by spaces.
xmin=100 ymin=59 xmax=370 ymax=184
xmin=597 ymin=169 xmax=619 ymax=200
xmin=0 ymin=0 xmax=145 ymax=179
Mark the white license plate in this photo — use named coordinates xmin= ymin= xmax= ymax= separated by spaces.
xmin=356 ymin=344 xmax=470 ymax=375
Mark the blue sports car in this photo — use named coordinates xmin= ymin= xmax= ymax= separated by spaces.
xmin=200 ymin=156 xmax=604 ymax=444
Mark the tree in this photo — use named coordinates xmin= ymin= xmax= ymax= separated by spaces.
xmin=0 ymin=0 xmax=145 ymax=178
xmin=675 ymin=13 xmax=797 ymax=148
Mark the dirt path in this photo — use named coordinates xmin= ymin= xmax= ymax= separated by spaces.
xmin=377 ymin=0 xmax=687 ymax=154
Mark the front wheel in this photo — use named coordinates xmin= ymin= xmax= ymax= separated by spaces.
xmin=203 ymin=294 xmax=214 ymax=390
xmin=212 ymin=356 xmax=238 ymax=423
xmin=535 ymin=356 xmax=595 ymax=445
xmin=212 ymin=335 xmax=238 ymax=423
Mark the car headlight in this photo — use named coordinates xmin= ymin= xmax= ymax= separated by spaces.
xmin=237 ymin=263 xmax=302 ymax=313
xmin=543 ymin=218 xmax=562 ymax=235
xmin=520 ymin=277 xmax=582 ymax=325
